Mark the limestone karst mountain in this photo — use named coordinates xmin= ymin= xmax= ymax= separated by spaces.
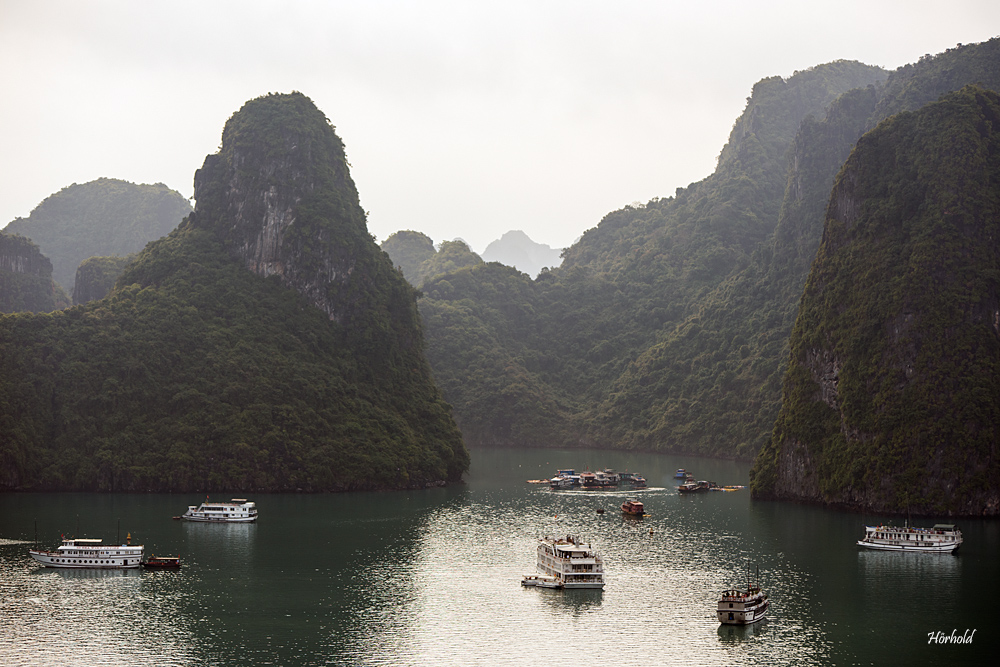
xmin=481 ymin=230 xmax=563 ymax=278
xmin=0 ymin=92 xmax=468 ymax=492
xmin=750 ymin=86 xmax=1000 ymax=516
xmin=2 ymin=178 xmax=191 ymax=294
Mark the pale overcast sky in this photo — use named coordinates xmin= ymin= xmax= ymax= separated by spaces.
xmin=1 ymin=1 xmax=998 ymax=253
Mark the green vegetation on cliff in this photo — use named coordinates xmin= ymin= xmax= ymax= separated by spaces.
xmin=415 ymin=59 xmax=890 ymax=453
xmin=750 ymin=86 xmax=1000 ymax=515
xmin=2 ymin=178 xmax=191 ymax=293
xmin=408 ymin=40 xmax=1000 ymax=480
xmin=381 ymin=231 xmax=483 ymax=286
xmin=72 ymin=254 xmax=136 ymax=305
xmin=0 ymin=93 xmax=468 ymax=492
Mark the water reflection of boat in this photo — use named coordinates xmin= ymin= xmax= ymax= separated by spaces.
xmin=49 ymin=567 xmax=142 ymax=580
xmin=718 ymin=619 xmax=768 ymax=642
xmin=534 ymin=587 xmax=604 ymax=614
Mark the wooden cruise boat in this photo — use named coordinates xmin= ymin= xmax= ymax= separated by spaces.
xmin=678 ymin=480 xmax=716 ymax=493
xmin=181 ymin=498 xmax=258 ymax=522
xmin=521 ymin=535 xmax=605 ymax=589
xmin=621 ymin=499 xmax=645 ymax=516
xmin=717 ymin=565 xmax=768 ymax=625
xmin=857 ymin=523 xmax=962 ymax=553
xmin=29 ymin=537 xmax=143 ymax=569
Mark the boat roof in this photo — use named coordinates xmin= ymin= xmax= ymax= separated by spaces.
xmin=932 ymin=524 xmax=957 ymax=529
xmin=64 ymin=538 xmax=102 ymax=544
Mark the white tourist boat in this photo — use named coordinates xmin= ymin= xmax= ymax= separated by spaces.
xmin=717 ymin=565 xmax=768 ymax=625
xmin=717 ymin=584 xmax=769 ymax=625
xmin=181 ymin=498 xmax=258 ymax=522
xmin=521 ymin=535 xmax=605 ymax=589
xmin=857 ymin=523 xmax=962 ymax=553
xmin=28 ymin=537 xmax=144 ymax=569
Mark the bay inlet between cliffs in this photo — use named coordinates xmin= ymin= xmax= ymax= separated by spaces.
xmin=0 ymin=448 xmax=994 ymax=666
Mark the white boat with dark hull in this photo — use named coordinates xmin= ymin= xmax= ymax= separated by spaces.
xmin=857 ymin=523 xmax=962 ymax=553
xmin=181 ymin=498 xmax=258 ymax=522
xmin=521 ymin=535 xmax=605 ymax=589
xmin=29 ymin=538 xmax=144 ymax=569
xmin=718 ymin=586 xmax=769 ymax=625
xmin=717 ymin=566 xmax=768 ymax=625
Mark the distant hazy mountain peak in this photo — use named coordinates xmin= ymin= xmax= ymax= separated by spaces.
xmin=480 ymin=229 xmax=562 ymax=277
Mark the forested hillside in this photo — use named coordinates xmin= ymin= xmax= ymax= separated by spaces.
xmin=416 ymin=38 xmax=1000 ymax=463
xmin=0 ymin=93 xmax=468 ymax=492
xmin=381 ymin=231 xmax=483 ymax=286
xmin=2 ymin=178 xmax=191 ymax=293
xmin=750 ymin=86 xmax=1000 ymax=515
xmin=418 ymin=59 xmax=889 ymax=452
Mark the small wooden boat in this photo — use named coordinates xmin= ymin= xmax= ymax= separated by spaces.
xmin=621 ymin=499 xmax=645 ymax=516
xmin=142 ymin=555 xmax=181 ymax=569
xmin=521 ymin=574 xmax=563 ymax=589
xmin=678 ymin=480 xmax=716 ymax=493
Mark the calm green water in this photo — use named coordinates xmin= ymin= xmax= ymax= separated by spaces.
xmin=0 ymin=448 xmax=994 ymax=666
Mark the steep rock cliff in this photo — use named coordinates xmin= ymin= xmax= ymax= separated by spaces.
xmin=0 ymin=233 xmax=68 ymax=313
xmin=750 ymin=87 xmax=1000 ymax=516
xmin=72 ymin=254 xmax=135 ymax=304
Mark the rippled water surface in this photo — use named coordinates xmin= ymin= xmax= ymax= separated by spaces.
xmin=1 ymin=448 xmax=994 ymax=665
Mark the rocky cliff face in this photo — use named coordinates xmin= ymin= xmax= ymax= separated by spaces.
xmin=190 ymin=93 xmax=369 ymax=324
xmin=72 ymin=254 xmax=135 ymax=304
xmin=0 ymin=233 xmax=65 ymax=313
xmin=750 ymin=87 xmax=1000 ymax=516
xmin=0 ymin=233 xmax=51 ymax=276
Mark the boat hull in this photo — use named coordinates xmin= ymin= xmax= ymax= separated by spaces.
xmin=29 ymin=550 xmax=142 ymax=569
xmin=718 ymin=599 xmax=768 ymax=625
xmin=857 ymin=540 xmax=960 ymax=553
xmin=182 ymin=514 xmax=257 ymax=523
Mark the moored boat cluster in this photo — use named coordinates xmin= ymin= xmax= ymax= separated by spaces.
xmin=545 ymin=468 xmax=647 ymax=490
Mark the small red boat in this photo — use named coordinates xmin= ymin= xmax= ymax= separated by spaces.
xmin=142 ymin=555 xmax=181 ymax=569
xmin=621 ymin=500 xmax=645 ymax=516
